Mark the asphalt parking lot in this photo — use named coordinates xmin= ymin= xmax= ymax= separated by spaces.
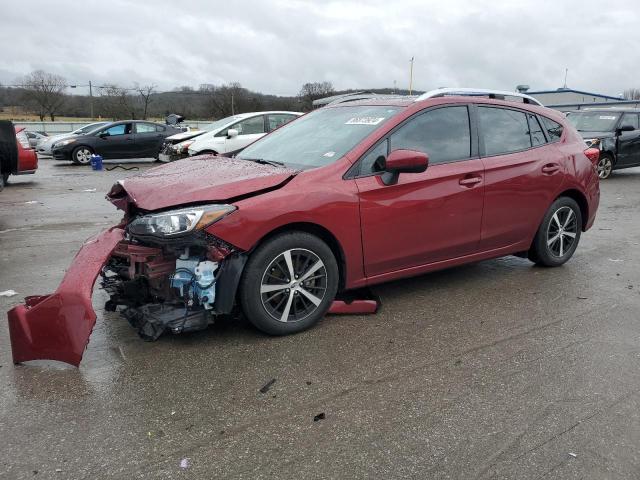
xmin=1 ymin=159 xmax=640 ymax=479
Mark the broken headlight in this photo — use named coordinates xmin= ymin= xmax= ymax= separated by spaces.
xmin=128 ymin=204 xmax=236 ymax=238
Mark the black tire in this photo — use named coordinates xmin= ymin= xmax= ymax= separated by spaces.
xmin=71 ymin=145 xmax=94 ymax=165
xmin=239 ymin=231 xmax=339 ymax=335
xmin=528 ymin=197 xmax=582 ymax=267
xmin=597 ymin=153 xmax=614 ymax=179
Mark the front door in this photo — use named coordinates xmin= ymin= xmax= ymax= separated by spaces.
xmin=96 ymin=123 xmax=134 ymax=159
xmin=616 ymin=113 xmax=640 ymax=167
xmin=218 ymin=115 xmax=266 ymax=155
xmin=353 ymin=105 xmax=485 ymax=277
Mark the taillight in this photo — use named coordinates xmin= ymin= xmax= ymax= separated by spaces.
xmin=584 ymin=147 xmax=599 ymax=166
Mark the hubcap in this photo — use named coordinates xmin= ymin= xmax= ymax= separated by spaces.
xmin=260 ymin=248 xmax=327 ymax=323
xmin=546 ymin=206 xmax=578 ymax=258
xmin=76 ymin=148 xmax=91 ymax=163
xmin=597 ymin=157 xmax=612 ymax=179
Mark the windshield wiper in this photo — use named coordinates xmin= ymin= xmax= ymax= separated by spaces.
xmin=241 ymin=157 xmax=287 ymax=168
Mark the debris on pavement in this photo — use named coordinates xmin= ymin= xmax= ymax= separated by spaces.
xmin=0 ymin=290 xmax=17 ymax=297
xmin=82 ymin=188 xmax=97 ymax=192
xmin=568 ymin=452 xmax=577 ymax=458
xmin=25 ymin=200 xmax=38 ymax=204
xmin=608 ymin=258 xmax=623 ymax=262
xmin=180 ymin=458 xmax=190 ymax=469
xmin=313 ymin=412 xmax=326 ymax=422
xmin=577 ymin=296 xmax=588 ymax=300
xmin=260 ymin=378 xmax=276 ymax=394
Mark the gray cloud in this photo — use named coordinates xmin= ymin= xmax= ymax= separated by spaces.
xmin=1 ymin=0 xmax=638 ymax=96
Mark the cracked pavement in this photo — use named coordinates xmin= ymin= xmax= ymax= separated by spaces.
xmin=1 ymin=159 xmax=640 ymax=479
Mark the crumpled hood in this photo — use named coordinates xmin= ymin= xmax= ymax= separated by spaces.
xmin=107 ymin=157 xmax=298 ymax=211
xmin=165 ymin=130 xmax=206 ymax=143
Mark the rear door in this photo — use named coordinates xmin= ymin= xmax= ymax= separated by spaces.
xmin=478 ymin=106 xmax=564 ymax=251
xmin=353 ymin=105 xmax=485 ymax=276
xmin=96 ymin=123 xmax=134 ymax=158
xmin=134 ymin=122 xmax=164 ymax=157
xmin=616 ymin=113 xmax=640 ymax=167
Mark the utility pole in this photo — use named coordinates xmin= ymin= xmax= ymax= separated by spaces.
xmin=231 ymin=91 xmax=235 ymax=116
xmin=89 ymin=80 xmax=94 ymax=119
xmin=563 ymin=68 xmax=568 ymax=89
xmin=409 ymin=57 xmax=414 ymax=95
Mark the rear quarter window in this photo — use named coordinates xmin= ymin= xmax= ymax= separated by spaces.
xmin=540 ymin=116 xmax=563 ymax=143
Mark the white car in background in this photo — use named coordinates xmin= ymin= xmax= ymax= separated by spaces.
xmin=184 ymin=111 xmax=301 ymax=158
xmin=36 ymin=122 xmax=109 ymax=156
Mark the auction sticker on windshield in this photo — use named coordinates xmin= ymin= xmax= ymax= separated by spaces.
xmin=345 ymin=117 xmax=385 ymax=125
xmin=600 ymin=116 xmax=617 ymax=120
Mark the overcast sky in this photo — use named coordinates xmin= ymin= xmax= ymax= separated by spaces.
xmin=1 ymin=0 xmax=638 ymax=97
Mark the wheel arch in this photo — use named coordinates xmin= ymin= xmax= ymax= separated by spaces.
xmin=557 ymin=188 xmax=589 ymax=230
xmin=252 ymin=222 xmax=347 ymax=291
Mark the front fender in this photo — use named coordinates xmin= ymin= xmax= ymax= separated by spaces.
xmin=7 ymin=227 xmax=124 ymax=366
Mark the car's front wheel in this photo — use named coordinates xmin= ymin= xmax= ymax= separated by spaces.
xmin=239 ymin=232 xmax=339 ymax=335
xmin=72 ymin=146 xmax=94 ymax=165
xmin=528 ymin=197 xmax=582 ymax=267
xmin=597 ymin=153 xmax=614 ymax=179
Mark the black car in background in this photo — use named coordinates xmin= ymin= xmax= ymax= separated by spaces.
xmin=51 ymin=120 xmax=182 ymax=164
xmin=567 ymin=109 xmax=640 ymax=179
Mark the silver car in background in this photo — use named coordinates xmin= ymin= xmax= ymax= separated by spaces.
xmin=37 ymin=122 xmax=109 ymax=156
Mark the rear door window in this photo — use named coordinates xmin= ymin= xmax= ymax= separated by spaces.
xmin=479 ymin=107 xmax=531 ymax=156
xmin=528 ymin=114 xmax=547 ymax=147
xmin=268 ymin=114 xmax=297 ymax=132
xmin=136 ymin=123 xmax=156 ymax=134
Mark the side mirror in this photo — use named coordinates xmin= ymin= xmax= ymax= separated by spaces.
xmin=99 ymin=132 xmax=109 ymax=138
xmin=227 ymin=128 xmax=239 ymax=139
xmin=618 ymin=124 xmax=635 ymax=133
xmin=381 ymin=149 xmax=429 ymax=185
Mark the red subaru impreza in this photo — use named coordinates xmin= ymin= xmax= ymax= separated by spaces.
xmin=8 ymin=89 xmax=600 ymax=365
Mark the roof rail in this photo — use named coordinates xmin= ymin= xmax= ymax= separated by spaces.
xmin=325 ymin=93 xmax=417 ymax=107
xmin=415 ymin=88 xmax=544 ymax=106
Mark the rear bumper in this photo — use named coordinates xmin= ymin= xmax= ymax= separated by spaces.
xmin=7 ymin=227 xmax=124 ymax=366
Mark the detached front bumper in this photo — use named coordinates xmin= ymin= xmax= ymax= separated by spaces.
xmin=7 ymin=227 xmax=124 ymax=366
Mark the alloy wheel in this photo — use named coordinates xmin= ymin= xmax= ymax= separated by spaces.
xmin=76 ymin=148 xmax=92 ymax=164
xmin=597 ymin=157 xmax=612 ymax=179
xmin=546 ymin=206 xmax=578 ymax=258
xmin=260 ymin=248 xmax=327 ymax=323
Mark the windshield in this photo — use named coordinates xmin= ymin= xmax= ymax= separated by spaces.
xmin=202 ymin=115 xmax=243 ymax=132
xmin=237 ymin=105 xmax=401 ymax=169
xmin=567 ymin=112 xmax=620 ymax=132
xmin=74 ymin=123 xmax=107 ymax=135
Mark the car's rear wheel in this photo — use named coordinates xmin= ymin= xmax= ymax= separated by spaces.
xmin=597 ymin=154 xmax=614 ymax=179
xmin=239 ymin=232 xmax=339 ymax=335
xmin=72 ymin=146 xmax=93 ymax=165
xmin=528 ymin=197 xmax=582 ymax=267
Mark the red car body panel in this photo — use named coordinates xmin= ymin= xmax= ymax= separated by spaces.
xmin=7 ymin=96 xmax=600 ymax=366
xmin=7 ymin=228 xmax=124 ymax=366
xmin=15 ymin=127 xmax=38 ymax=173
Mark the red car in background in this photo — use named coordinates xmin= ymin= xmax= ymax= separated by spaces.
xmin=7 ymin=89 xmax=600 ymax=366
xmin=0 ymin=121 xmax=38 ymax=189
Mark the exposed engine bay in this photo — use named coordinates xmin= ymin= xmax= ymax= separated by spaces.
xmin=101 ymin=232 xmax=246 ymax=341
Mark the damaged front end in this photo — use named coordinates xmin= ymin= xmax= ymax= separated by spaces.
xmin=102 ymin=229 xmax=246 ymax=342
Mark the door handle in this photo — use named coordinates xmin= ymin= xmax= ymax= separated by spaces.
xmin=542 ymin=163 xmax=560 ymax=174
xmin=459 ymin=175 xmax=482 ymax=187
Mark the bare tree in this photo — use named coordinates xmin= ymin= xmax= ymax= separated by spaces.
xmin=98 ymin=85 xmax=136 ymax=120
xmin=136 ymin=84 xmax=157 ymax=119
xmin=199 ymin=82 xmax=246 ymax=118
xmin=623 ymin=88 xmax=640 ymax=100
xmin=298 ymin=81 xmax=334 ymax=110
xmin=20 ymin=70 xmax=67 ymax=121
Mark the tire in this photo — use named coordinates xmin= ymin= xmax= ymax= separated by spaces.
xmin=71 ymin=146 xmax=94 ymax=165
xmin=528 ymin=197 xmax=582 ymax=267
xmin=597 ymin=153 xmax=614 ymax=179
xmin=239 ymin=231 xmax=339 ymax=335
